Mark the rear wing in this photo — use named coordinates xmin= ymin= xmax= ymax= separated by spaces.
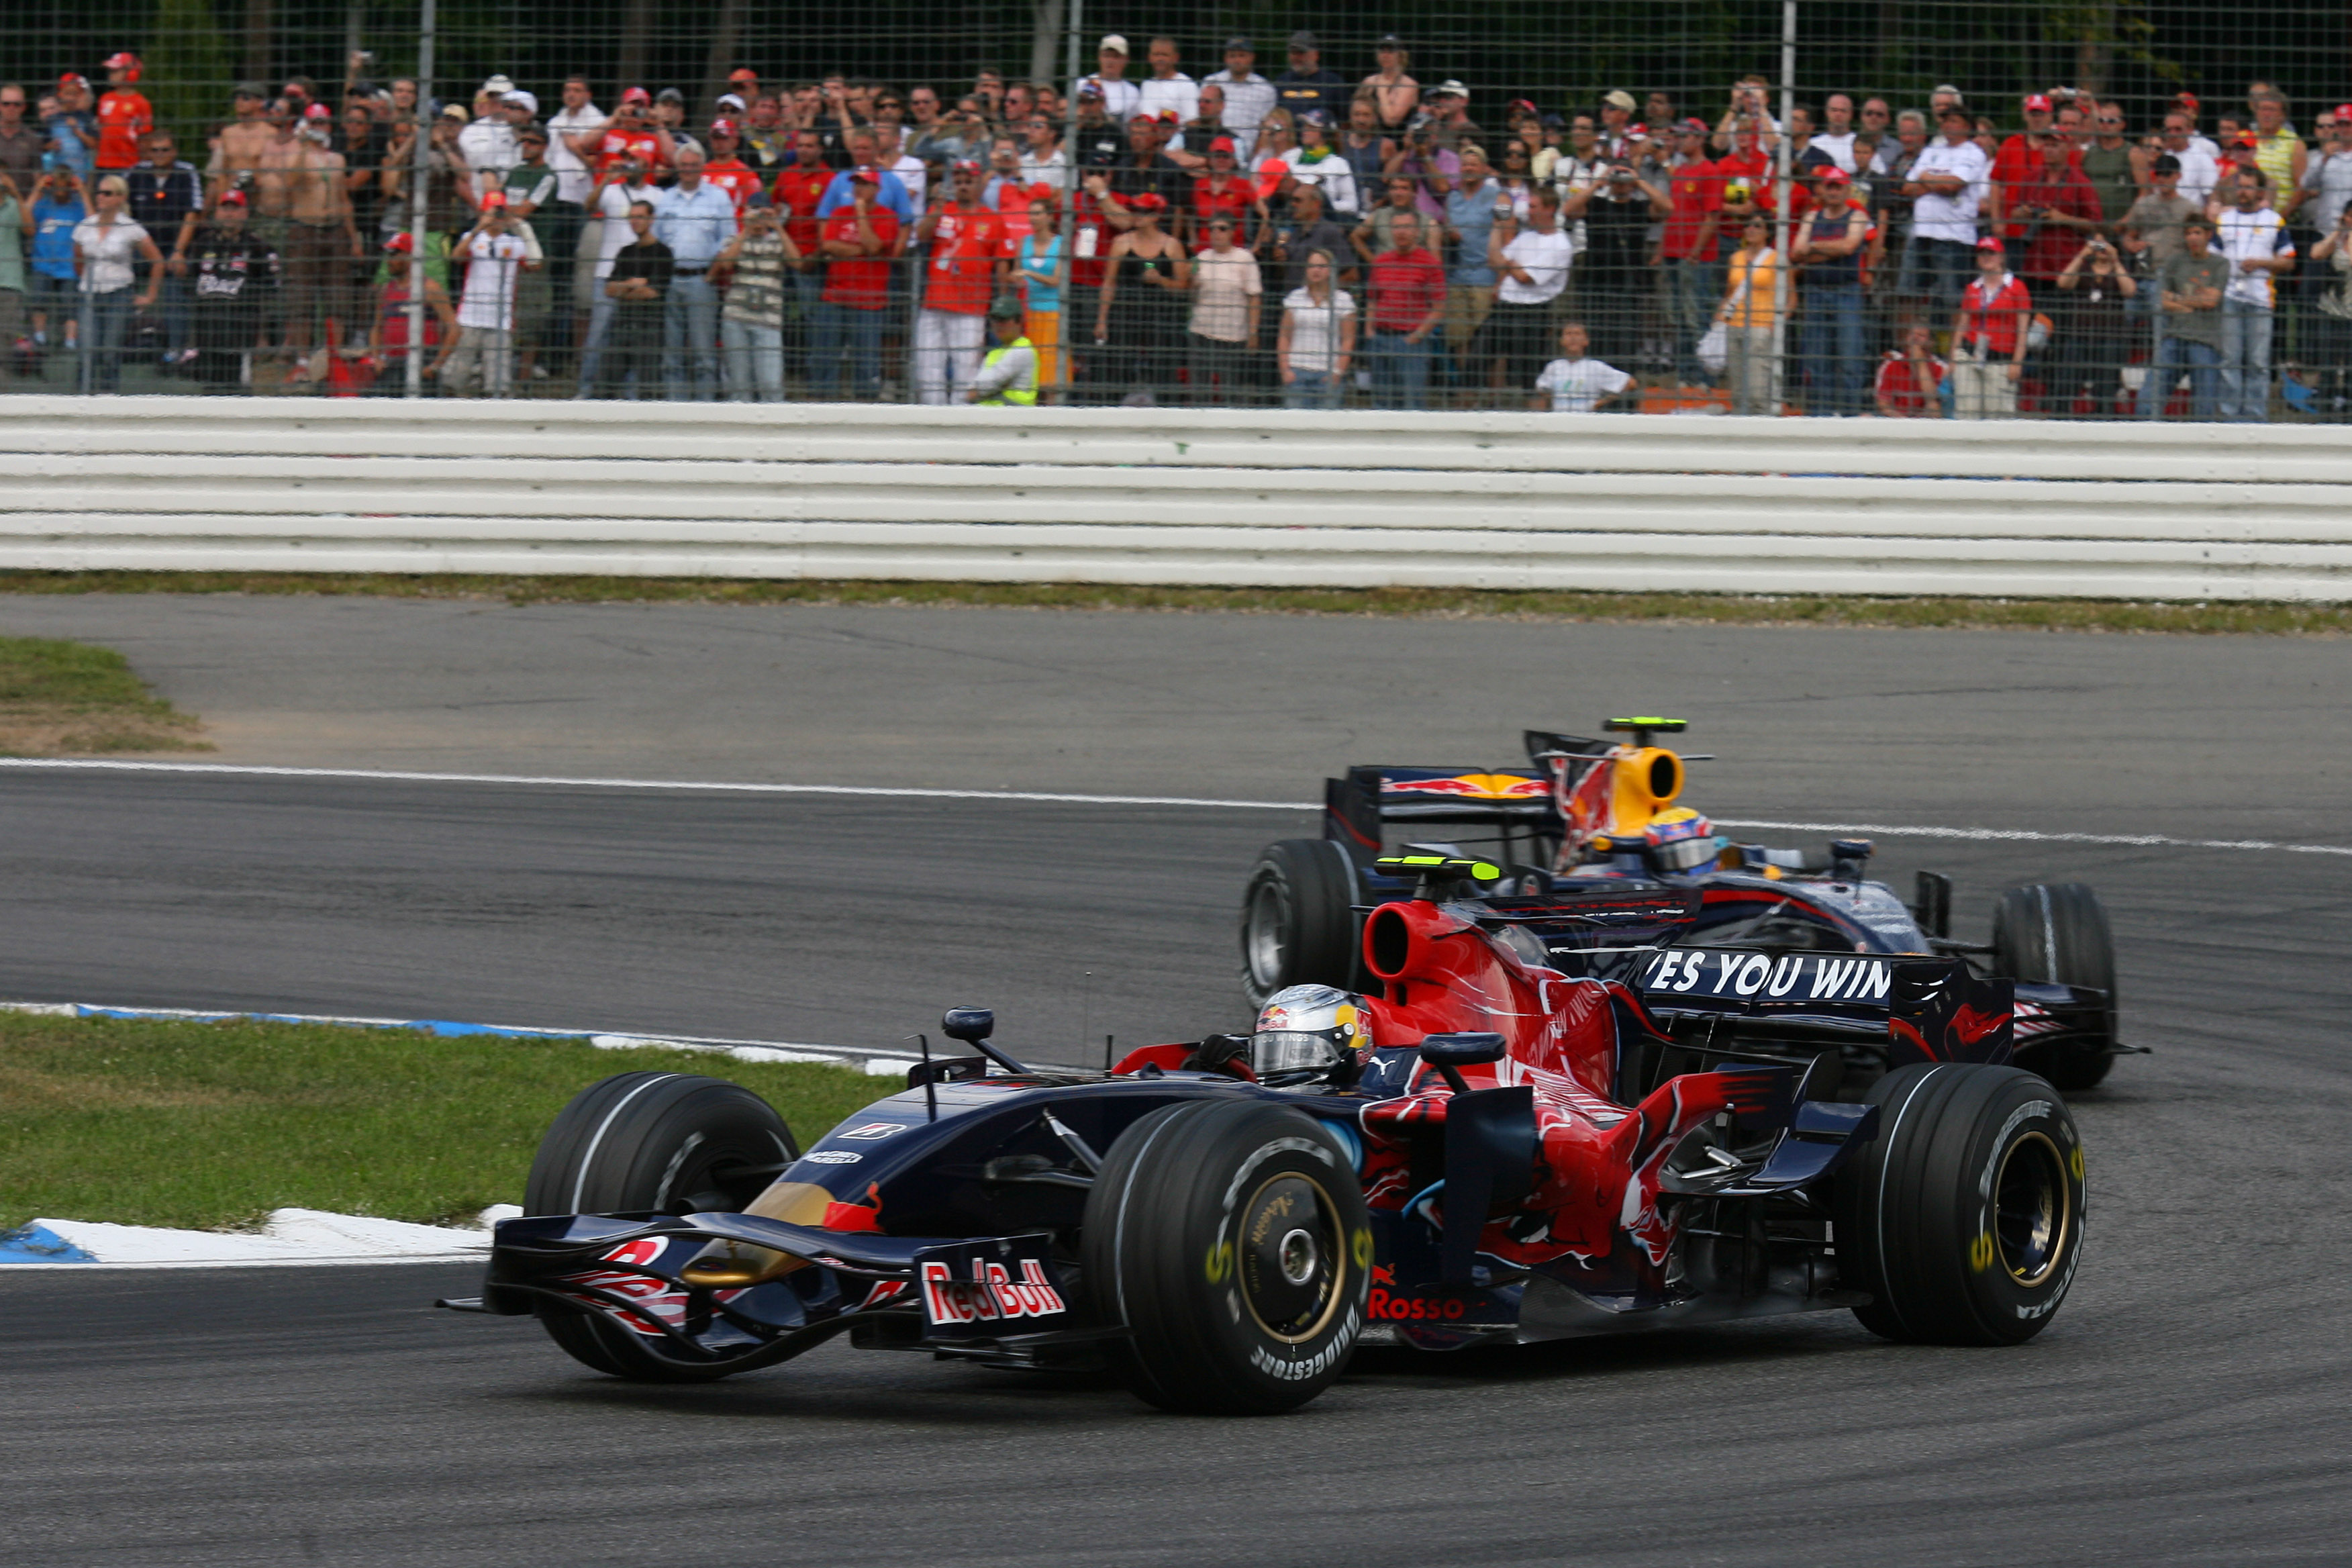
xmin=1636 ymin=947 xmax=2014 ymax=1067
xmin=1324 ymin=765 xmax=1559 ymax=850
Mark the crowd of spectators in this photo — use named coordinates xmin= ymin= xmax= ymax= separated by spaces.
xmin=4 ymin=36 xmax=2351 ymax=419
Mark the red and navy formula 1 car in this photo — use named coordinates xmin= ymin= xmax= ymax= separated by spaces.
xmin=446 ymin=858 xmax=2086 ymax=1415
xmin=1240 ymin=718 xmax=2132 ymax=1091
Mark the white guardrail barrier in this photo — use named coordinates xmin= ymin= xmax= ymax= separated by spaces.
xmin=3 ymin=395 xmax=2349 ymax=599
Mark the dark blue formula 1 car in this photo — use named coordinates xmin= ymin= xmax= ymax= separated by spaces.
xmin=448 ymin=865 xmax=2088 ymax=1415
xmin=1239 ymin=719 xmax=2133 ymax=1091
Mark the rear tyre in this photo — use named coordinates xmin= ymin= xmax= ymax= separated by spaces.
xmin=1991 ymin=882 xmax=2118 ymax=1091
xmin=522 ymin=1071 xmax=799 ymax=1382
xmin=1239 ymin=838 xmax=1359 ymax=1008
xmin=1082 ymin=1100 xmax=1370 ymax=1414
xmin=1835 ymin=1063 xmax=2086 ymax=1346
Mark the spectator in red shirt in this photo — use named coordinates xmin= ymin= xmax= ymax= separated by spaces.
xmin=1990 ymin=94 xmax=2080 ymax=191
xmin=772 ymin=130 xmax=836 ymax=340
xmin=1950 ymin=237 xmax=2031 ymax=418
xmin=94 ymin=53 xmax=152 ymax=173
xmin=1661 ymin=118 xmax=1724 ymax=387
xmin=701 ymin=121 xmax=763 ymax=211
xmin=1189 ymin=136 xmax=1261 ymax=248
xmin=912 ymin=160 xmax=1009 ymax=403
xmin=1365 ymin=207 xmax=1444 ymax=407
xmin=1874 ymin=320 xmax=1949 ymax=416
xmin=584 ymin=89 xmax=673 ymax=178
xmin=811 ymin=171 xmax=899 ymax=399
xmin=1990 ymin=107 xmax=2102 ymax=283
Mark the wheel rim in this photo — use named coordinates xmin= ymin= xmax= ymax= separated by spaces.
xmin=1236 ymin=1172 xmax=1347 ymax=1343
xmin=1993 ymin=1130 xmax=2073 ymax=1288
xmin=1244 ymin=879 xmax=1287 ymax=990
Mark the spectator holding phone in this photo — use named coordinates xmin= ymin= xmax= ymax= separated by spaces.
xmin=2051 ymin=234 xmax=2137 ymax=414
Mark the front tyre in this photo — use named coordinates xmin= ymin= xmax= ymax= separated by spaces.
xmin=522 ymin=1071 xmax=799 ymax=1382
xmin=1082 ymin=1100 xmax=1371 ymax=1414
xmin=1239 ymin=839 xmax=1359 ymax=1008
xmin=1835 ymin=1063 xmax=2086 ymax=1346
xmin=1991 ymin=881 xmax=2118 ymax=1091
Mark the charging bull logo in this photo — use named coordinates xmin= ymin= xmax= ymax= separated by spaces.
xmin=1385 ymin=773 xmax=1549 ymax=800
xmin=919 ymin=1258 xmax=1067 ymax=1326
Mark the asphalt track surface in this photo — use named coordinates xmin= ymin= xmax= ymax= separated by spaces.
xmin=3 ymin=598 xmax=2351 ymax=1565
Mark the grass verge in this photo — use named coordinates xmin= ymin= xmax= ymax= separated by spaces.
xmin=0 ymin=633 xmax=209 ymax=755
xmin=0 ymin=570 xmax=2343 ymax=636
xmin=0 ymin=1012 xmax=887 ymax=1232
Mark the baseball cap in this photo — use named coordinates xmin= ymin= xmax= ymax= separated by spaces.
xmin=479 ymin=189 xmax=507 ymax=207
xmin=951 ymin=158 xmax=981 ymax=173
xmin=1377 ymin=33 xmax=1405 ymax=48
xmin=1209 ymin=135 xmax=1237 ymax=154
xmin=728 ymin=68 xmax=758 ymax=84
xmin=439 ymin=103 xmax=469 ymax=120
xmin=216 ymin=189 xmax=248 ymax=207
xmin=2173 ymin=91 xmax=2201 ymax=112
xmin=517 ymin=125 xmax=548 ymax=144
xmin=303 ymin=102 xmax=332 ymax=121
xmin=1077 ymin=84 xmax=1103 ymax=99
xmin=1224 ymin=36 xmax=1253 ymax=53
xmin=987 ymin=294 xmax=1024 ymax=321
xmin=1127 ymin=191 xmax=1168 ymax=212
xmin=58 ymin=72 xmax=89 ymax=91
xmin=655 ymin=87 xmax=685 ymax=104
xmin=233 ymin=81 xmax=265 ymax=99
xmin=1099 ymin=34 xmax=1128 ymax=54
xmin=709 ymin=117 xmax=739 ymax=136
xmin=1975 ymin=236 xmax=2004 ymax=252
xmin=503 ymin=89 xmax=538 ymax=115
xmin=1932 ymin=83 xmax=1963 ymax=100
xmin=2151 ymin=152 xmax=2182 ymax=175
xmin=103 ymin=51 xmax=141 ymax=71
xmin=1289 ymin=30 xmax=1319 ymax=50
xmin=848 ymin=168 xmax=879 ymax=184
xmin=1675 ymin=116 xmax=1710 ymax=136
xmin=481 ymin=75 xmax=515 ymax=97
xmin=619 ymin=86 xmax=652 ymax=106
xmin=383 ymin=231 xmax=415 ymax=253
xmin=745 ymin=190 xmax=773 ymax=208
xmin=716 ymin=92 xmax=746 ymax=112
xmin=1025 ymin=181 xmax=1059 ymax=201
xmin=1817 ymin=166 xmax=1851 ymax=185
xmin=2024 ymin=93 xmax=2053 ymax=112
xmin=1604 ymin=89 xmax=1636 ymax=111
xmin=1432 ymin=79 xmax=1469 ymax=100
xmin=2335 ymin=103 xmax=2352 ymax=124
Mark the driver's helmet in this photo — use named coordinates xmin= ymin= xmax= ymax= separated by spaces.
xmin=1251 ymin=985 xmax=1371 ymax=1075
xmin=1645 ymin=806 xmax=1722 ymax=875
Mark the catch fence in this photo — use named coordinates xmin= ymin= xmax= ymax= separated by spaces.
xmin=7 ymin=2 xmax=2351 ymax=420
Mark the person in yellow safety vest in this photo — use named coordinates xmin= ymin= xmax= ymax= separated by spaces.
xmin=964 ymin=294 xmax=1038 ymax=405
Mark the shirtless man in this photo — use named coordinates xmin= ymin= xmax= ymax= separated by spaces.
xmin=211 ymin=83 xmax=274 ymax=205
xmin=273 ymin=104 xmax=360 ymax=370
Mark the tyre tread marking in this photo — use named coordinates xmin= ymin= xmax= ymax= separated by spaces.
xmin=1872 ymin=1065 xmax=1946 ymax=1342
xmin=571 ymin=1073 xmax=683 ymax=1214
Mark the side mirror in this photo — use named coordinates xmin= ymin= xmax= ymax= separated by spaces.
xmin=1417 ymin=1031 xmax=1506 ymax=1093
xmin=942 ymin=1007 xmax=995 ymax=1043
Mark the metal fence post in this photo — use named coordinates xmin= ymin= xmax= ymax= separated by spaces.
xmin=406 ymin=0 xmax=434 ymax=397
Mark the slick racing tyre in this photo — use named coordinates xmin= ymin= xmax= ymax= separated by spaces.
xmin=1082 ymin=1099 xmax=1370 ymax=1414
xmin=1992 ymin=882 xmax=2118 ymax=1091
xmin=1239 ymin=839 xmax=1359 ymax=1008
xmin=522 ymin=1071 xmax=799 ymax=1382
xmin=1835 ymin=1063 xmax=2086 ymax=1346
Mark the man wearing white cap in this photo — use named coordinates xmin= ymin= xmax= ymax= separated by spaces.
xmin=1073 ymin=38 xmax=1140 ymax=122
xmin=459 ymin=83 xmax=520 ymax=177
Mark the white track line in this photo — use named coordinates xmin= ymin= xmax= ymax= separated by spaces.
xmin=0 ymin=757 xmax=2343 ymax=858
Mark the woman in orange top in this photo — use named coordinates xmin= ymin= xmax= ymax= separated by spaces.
xmin=1717 ymin=214 xmax=1781 ymax=413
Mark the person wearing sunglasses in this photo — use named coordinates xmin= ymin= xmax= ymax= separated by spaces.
xmin=2076 ymin=102 xmax=2138 ymax=227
